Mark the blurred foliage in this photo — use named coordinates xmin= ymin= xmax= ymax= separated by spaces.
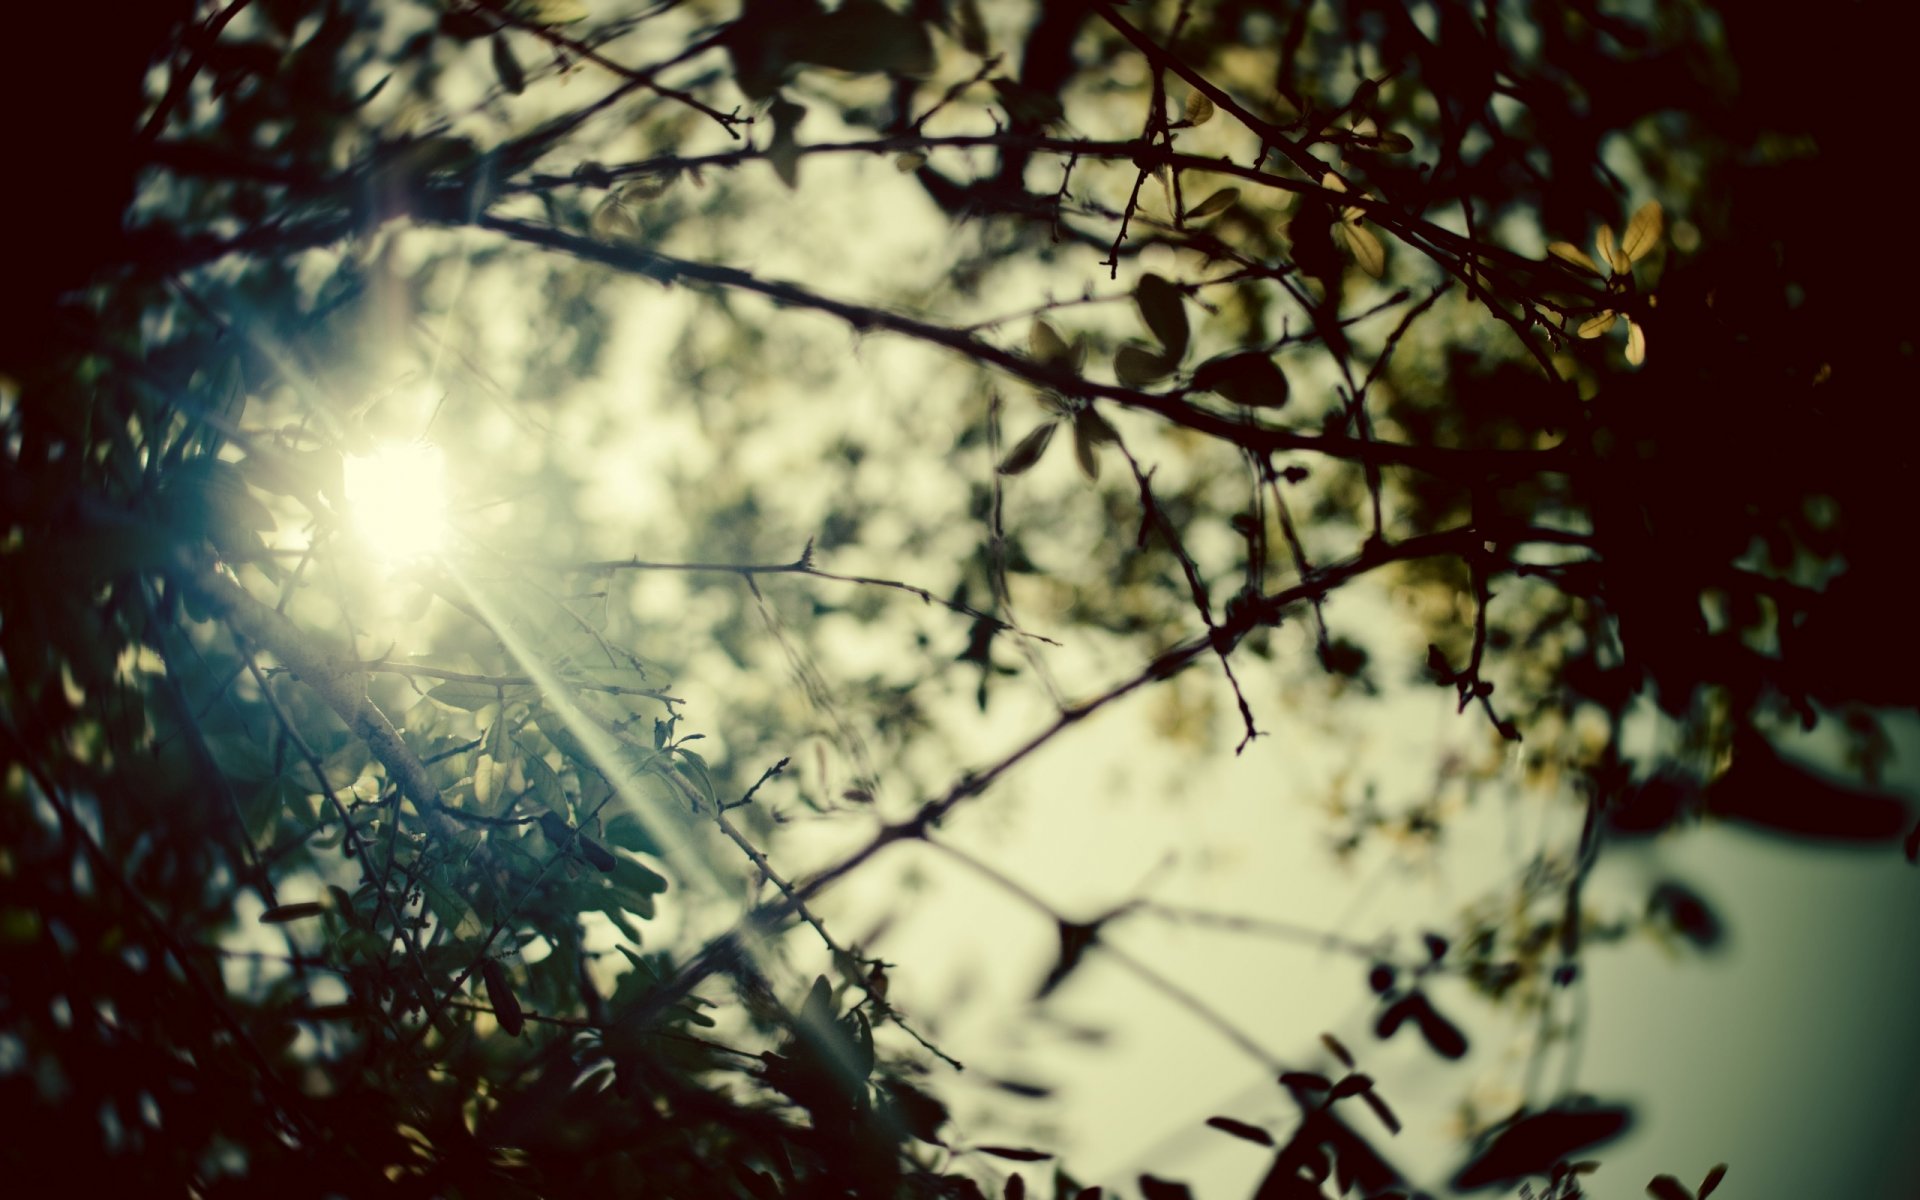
xmin=2 ymin=0 xmax=1913 ymax=1195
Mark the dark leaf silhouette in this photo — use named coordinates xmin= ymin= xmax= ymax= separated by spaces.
xmin=1699 ymin=1163 xmax=1729 ymax=1198
xmin=1648 ymin=880 xmax=1726 ymax=950
xmin=1706 ymin=734 xmax=1910 ymax=843
xmin=1135 ymin=274 xmax=1189 ymax=360
xmin=1646 ymin=1175 xmax=1693 ymax=1200
xmin=998 ymin=422 xmax=1059 ymax=475
xmin=1204 ymin=1115 xmax=1274 ymax=1145
xmin=1137 ymin=1175 xmax=1194 ymax=1200
xmin=975 ymin=1146 xmax=1052 ymax=1162
xmin=1036 ymin=920 xmax=1102 ymax=999
xmin=1451 ymin=1105 xmax=1634 ymax=1190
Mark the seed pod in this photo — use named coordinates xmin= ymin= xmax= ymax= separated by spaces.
xmin=481 ymin=959 xmax=524 ymax=1036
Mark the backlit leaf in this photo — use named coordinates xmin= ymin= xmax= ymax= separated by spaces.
xmin=1135 ymin=274 xmax=1189 ymax=359
xmin=1577 ymin=312 xmax=1618 ymax=338
xmin=1342 ymin=221 xmax=1387 ymax=278
xmin=1030 ymin=319 xmax=1071 ymax=366
xmin=1622 ymin=201 xmax=1664 ymax=263
xmin=998 ymin=422 xmax=1058 ymax=475
xmin=1187 ymin=188 xmax=1239 ymax=219
xmin=1184 ymin=92 xmax=1215 ymax=126
xmin=1549 ymin=241 xmax=1600 ymax=274
xmin=1115 ymin=343 xmax=1172 ymax=388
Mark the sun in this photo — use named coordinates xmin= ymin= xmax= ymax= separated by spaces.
xmin=343 ymin=440 xmax=450 ymax=560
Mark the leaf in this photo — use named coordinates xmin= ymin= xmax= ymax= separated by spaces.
xmin=1330 ymin=1073 xmax=1373 ymax=1098
xmin=1646 ymin=880 xmax=1724 ymax=950
xmin=603 ymin=811 xmax=663 ymax=855
xmin=998 ymin=422 xmax=1058 ymax=475
xmin=1205 ymin=1116 xmax=1274 ymax=1146
xmin=611 ymin=854 xmax=669 ymax=895
xmin=259 ymin=902 xmax=325 ymax=924
xmin=975 ymin=1146 xmax=1053 ymax=1162
xmin=1114 ymin=343 xmax=1173 ymax=388
xmin=1320 ymin=1033 xmax=1355 ymax=1067
xmin=1192 ymin=351 xmax=1288 ymax=407
xmin=481 ymin=958 xmax=524 ymax=1036
xmin=991 ymin=77 xmax=1064 ymax=128
xmin=1187 ymin=187 xmax=1238 ymax=219
xmin=1547 ymin=241 xmax=1600 ymax=274
xmin=1699 ymin=1164 xmax=1728 ymax=1198
xmin=1280 ymin=1071 xmax=1333 ymax=1091
xmin=768 ymin=98 xmax=806 ymax=190
xmin=576 ymin=835 xmax=617 ymax=872
xmin=1577 ymin=312 xmax=1618 ymax=338
xmin=1360 ymin=1088 xmax=1402 ymax=1135
xmin=1409 ymin=991 xmax=1468 ymax=1059
xmin=1596 ymin=224 xmax=1628 ymax=274
xmin=520 ymin=746 xmax=566 ymax=813
xmin=1138 ymin=1176 xmax=1193 ymax=1200
xmin=792 ymin=0 xmax=934 ymax=77
xmin=327 ymin=885 xmax=358 ymax=927
xmin=1184 ymin=91 xmax=1215 ymax=126
xmin=1072 ymin=415 xmax=1102 ymax=480
xmin=1135 ymin=274 xmax=1189 ymax=359
xmin=1451 ymin=1105 xmax=1634 ymax=1190
xmin=895 ymin=151 xmax=928 ymax=172
xmin=1626 ymin=319 xmax=1647 ymax=365
xmin=590 ymin=193 xmax=639 ymax=242
xmin=1005 ymin=1175 xmax=1025 ymax=1200
xmin=1030 ymin=319 xmax=1071 ymax=366
xmin=883 ymin=1077 xmax=949 ymax=1145
xmin=1350 ymin=129 xmax=1415 ymax=153
xmin=1646 ymin=1177 xmax=1693 ymax=1200
xmin=472 ymin=752 xmax=499 ymax=808
xmin=490 ymin=34 xmax=526 ymax=95
xmin=1621 ymin=200 xmax=1664 ymax=263
xmin=1341 ymin=221 xmax=1387 ymax=278
xmin=1036 ymin=919 xmax=1099 ymax=999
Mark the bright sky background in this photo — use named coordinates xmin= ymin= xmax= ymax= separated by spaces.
xmin=251 ymin=4 xmax=1920 ymax=1194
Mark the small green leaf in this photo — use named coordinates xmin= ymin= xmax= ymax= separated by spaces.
xmin=1187 ymin=188 xmax=1239 ymax=219
xmin=1183 ymin=92 xmax=1214 ymax=126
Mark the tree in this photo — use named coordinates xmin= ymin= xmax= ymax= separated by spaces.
xmin=2 ymin=0 xmax=1912 ymax=1196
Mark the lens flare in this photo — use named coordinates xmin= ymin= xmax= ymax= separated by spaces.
xmin=344 ymin=441 xmax=448 ymax=560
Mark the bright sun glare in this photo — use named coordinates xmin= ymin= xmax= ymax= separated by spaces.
xmin=343 ymin=440 xmax=449 ymax=560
